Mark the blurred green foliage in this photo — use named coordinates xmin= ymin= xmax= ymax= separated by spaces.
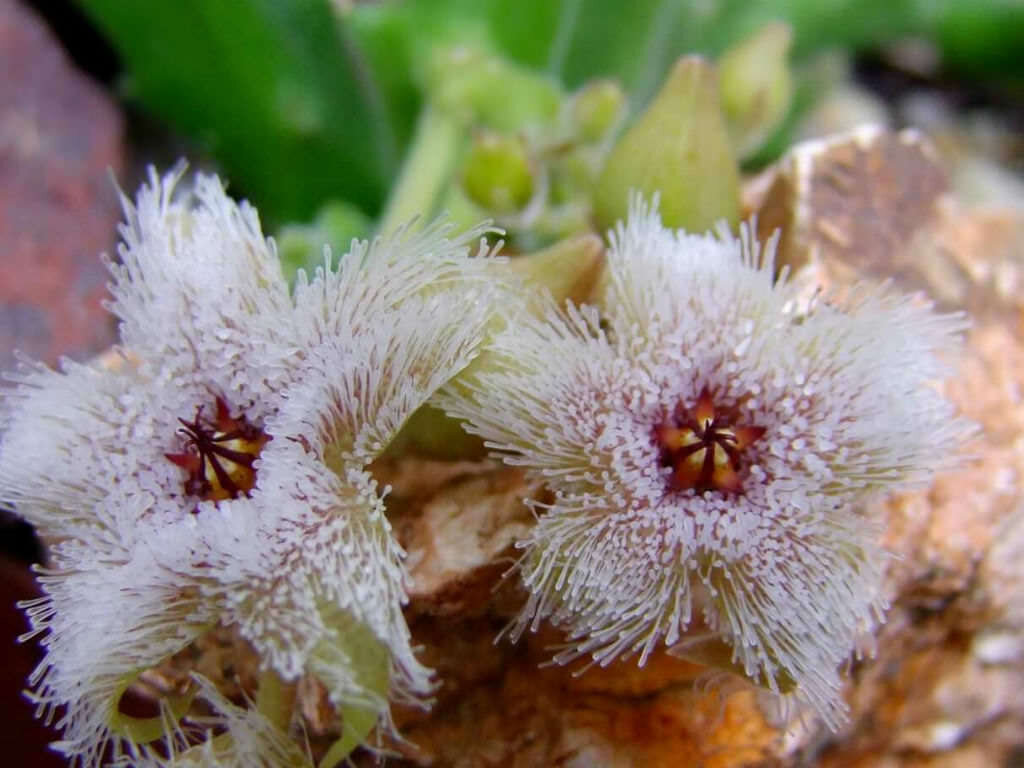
xmin=80 ymin=0 xmax=1023 ymax=230
xmin=81 ymin=0 xmax=404 ymax=224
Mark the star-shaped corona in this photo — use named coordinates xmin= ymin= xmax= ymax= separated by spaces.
xmin=657 ymin=387 xmax=766 ymax=494
xmin=441 ymin=195 xmax=971 ymax=729
xmin=0 ymin=166 xmax=501 ymax=766
xmin=165 ymin=397 xmax=271 ymax=503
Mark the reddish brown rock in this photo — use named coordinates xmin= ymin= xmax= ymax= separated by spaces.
xmin=0 ymin=0 xmax=123 ymax=371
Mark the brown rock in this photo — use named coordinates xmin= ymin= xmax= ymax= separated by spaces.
xmin=818 ymin=318 xmax=1024 ymax=767
xmin=384 ymin=638 xmax=779 ymax=768
xmin=404 ymin=467 xmax=534 ymax=615
xmin=754 ymin=126 xmax=948 ymax=295
xmin=0 ymin=0 xmax=123 ymax=371
xmin=926 ymin=206 xmax=1024 ymax=322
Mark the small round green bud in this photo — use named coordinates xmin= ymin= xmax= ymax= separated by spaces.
xmin=571 ymin=79 xmax=626 ymax=143
xmin=461 ymin=132 xmax=535 ymax=213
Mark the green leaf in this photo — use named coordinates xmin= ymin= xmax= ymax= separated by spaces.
xmin=83 ymin=0 xmax=1024 ymax=228
xmin=79 ymin=0 xmax=403 ymax=225
xmin=926 ymin=0 xmax=1024 ymax=79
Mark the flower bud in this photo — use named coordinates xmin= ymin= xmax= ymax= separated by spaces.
xmin=461 ymin=131 xmax=535 ymax=213
xmin=428 ymin=45 xmax=562 ymax=132
xmin=571 ymin=79 xmax=626 ymax=143
xmin=718 ymin=22 xmax=794 ymax=159
xmin=594 ymin=56 xmax=740 ymax=233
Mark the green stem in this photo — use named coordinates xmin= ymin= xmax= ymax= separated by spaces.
xmin=376 ymin=104 xmax=462 ymax=236
xmin=317 ymin=705 xmax=380 ymax=768
xmin=256 ymin=667 xmax=298 ymax=733
xmin=309 ymin=614 xmax=394 ymax=767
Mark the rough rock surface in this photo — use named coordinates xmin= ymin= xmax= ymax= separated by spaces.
xmin=0 ymin=0 xmax=122 ymax=372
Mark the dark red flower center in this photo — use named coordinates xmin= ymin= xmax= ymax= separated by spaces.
xmin=166 ymin=397 xmax=270 ymax=502
xmin=657 ymin=388 xmax=765 ymax=494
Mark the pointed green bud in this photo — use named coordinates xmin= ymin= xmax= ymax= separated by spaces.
xmin=718 ymin=22 xmax=794 ymax=159
xmin=594 ymin=56 xmax=740 ymax=233
xmin=571 ymin=79 xmax=626 ymax=143
xmin=461 ymin=132 xmax=535 ymax=213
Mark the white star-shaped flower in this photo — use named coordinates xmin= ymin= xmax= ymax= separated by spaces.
xmin=0 ymin=166 xmax=500 ymax=766
xmin=441 ymin=196 xmax=971 ymax=728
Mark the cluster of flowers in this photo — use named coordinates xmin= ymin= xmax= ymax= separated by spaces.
xmin=0 ymin=171 xmax=969 ymax=766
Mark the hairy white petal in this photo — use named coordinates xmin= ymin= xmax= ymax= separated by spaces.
xmin=21 ymin=552 xmax=212 ymax=767
xmin=105 ymin=165 xmax=296 ymax=412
